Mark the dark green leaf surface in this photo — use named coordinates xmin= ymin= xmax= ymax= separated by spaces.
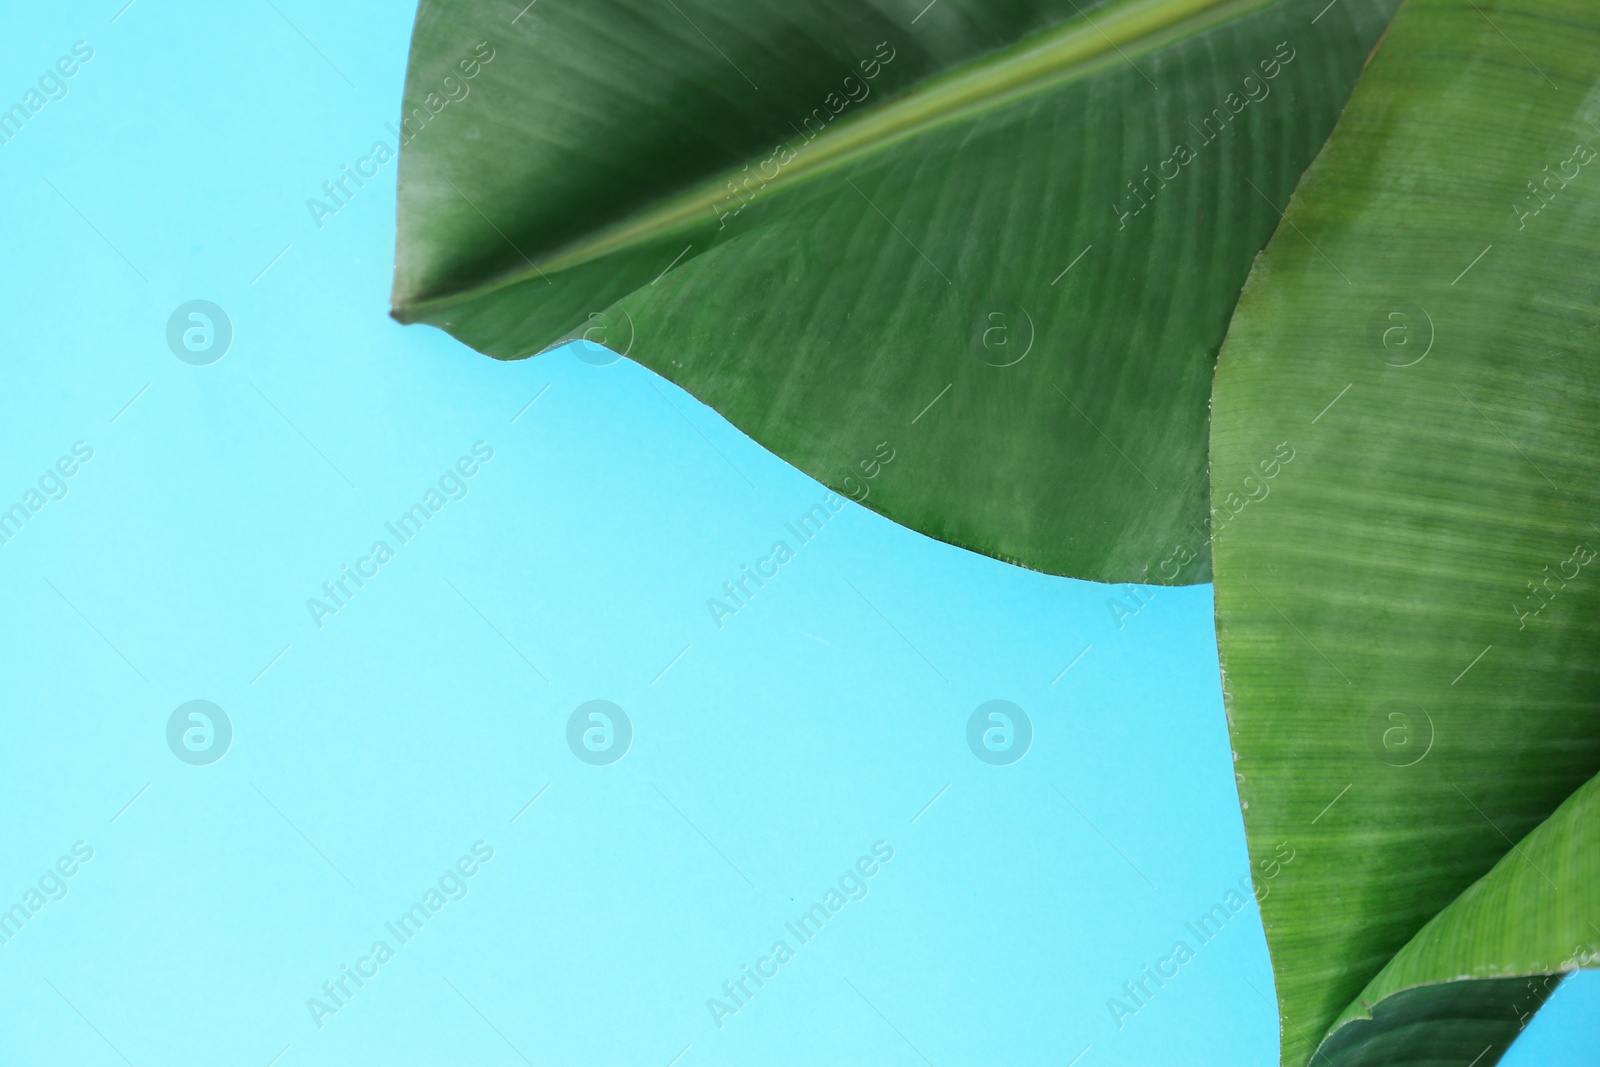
xmin=1310 ymin=978 xmax=1552 ymax=1067
xmin=1209 ymin=0 xmax=1600 ymax=1061
xmin=392 ymin=0 xmax=1400 ymax=582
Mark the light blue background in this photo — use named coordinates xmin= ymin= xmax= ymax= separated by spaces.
xmin=0 ymin=2 xmax=1593 ymax=1065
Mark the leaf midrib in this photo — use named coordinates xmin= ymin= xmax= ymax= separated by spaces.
xmin=393 ymin=0 xmax=1275 ymax=318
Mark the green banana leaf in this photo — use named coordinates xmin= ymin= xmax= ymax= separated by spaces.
xmin=391 ymin=0 xmax=1401 ymax=583
xmin=1209 ymin=0 xmax=1600 ymax=1062
xmin=394 ymin=0 xmax=1599 ymax=1060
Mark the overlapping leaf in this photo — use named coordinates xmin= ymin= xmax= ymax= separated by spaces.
xmin=1209 ymin=0 xmax=1600 ymax=1061
xmin=1318 ymin=770 xmax=1600 ymax=1065
xmin=392 ymin=0 xmax=1400 ymax=582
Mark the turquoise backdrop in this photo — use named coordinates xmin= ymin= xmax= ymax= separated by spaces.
xmin=0 ymin=2 xmax=1593 ymax=1064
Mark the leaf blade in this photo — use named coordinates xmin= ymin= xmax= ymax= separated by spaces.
xmin=394 ymin=0 xmax=1401 ymax=582
xmin=1209 ymin=0 xmax=1600 ymax=1060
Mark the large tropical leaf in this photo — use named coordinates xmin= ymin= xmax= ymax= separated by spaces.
xmin=1209 ymin=0 xmax=1600 ymax=1061
xmin=391 ymin=0 xmax=1401 ymax=582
